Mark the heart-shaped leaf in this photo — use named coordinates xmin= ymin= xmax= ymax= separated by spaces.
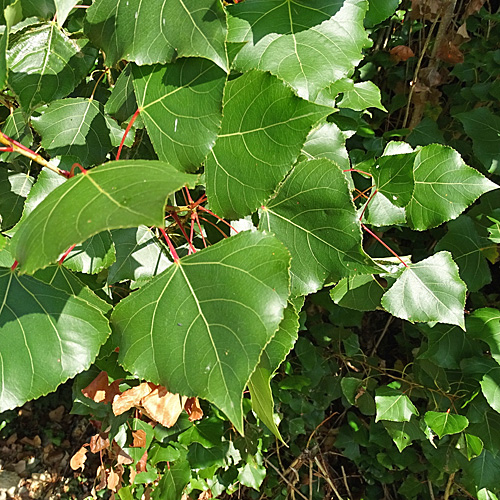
xmin=424 ymin=411 xmax=469 ymax=439
xmin=112 ymin=231 xmax=290 ymax=433
xmin=375 ymin=386 xmax=418 ymax=423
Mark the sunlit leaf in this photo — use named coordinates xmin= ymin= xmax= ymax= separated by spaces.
xmin=424 ymin=411 xmax=469 ymax=439
xmin=375 ymin=386 xmax=418 ymax=422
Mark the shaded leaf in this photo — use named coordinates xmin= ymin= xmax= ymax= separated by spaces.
xmin=7 ymin=23 xmax=97 ymax=113
xmin=105 ymin=64 xmax=138 ymax=124
xmin=0 ymin=269 xmax=111 ymax=411
xmin=480 ymin=367 xmax=500 ymax=414
xmin=112 ymin=231 xmax=290 ymax=433
xmin=0 ymin=109 xmax=32 ymax=164
xmin=248 ymin=304 xmax=299 ymax=440
xmin=108 ymin=226 xmax=172 ymax=286
xmin=436 ymin=216 xmax=492 ymax=292
xmin=154 ymin=459 xmax=190 ymax=500
xmin=0 ymin=168 xmax=33 ymax=230
xmin=330 ymin=274 xmax=385 ymax=311
xmin=206 ymin=70 xmax=330 ymax=218
xmin=85 ymin=0 xmax=228 ymax=71
xmin=456 ymin=108 xmax=500 ymax=174
xmin=31 ymin=98 xmax=127 ymax=167
xmin=81 ymin=371 xmax=121 ymax=404
xmin=133 ymin=58 xmax=226 ymax=172
xmin=383 ymin=417 xmax=425 ymax=452
xmin=260 ymin=158 xmax=378 ymax=296
xmin=381 ymin=252 xmax=466 ymax=329
xmin=301 ymin=122 xmax=349 ymax=170
xmin=365 ymin=0 xmax=401 ymax=26
xmin=10 ymin=160 xmax=198 ymax=274
xmin=54 ymin=0 xmax=79 ymax=27
xmin=468 ymin=308 xmax=500 ymax=364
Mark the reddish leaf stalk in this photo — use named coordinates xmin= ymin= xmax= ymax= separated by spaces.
xmin=197 ymin=206 xmax=239 ymax=234
xmin=11 ymin=260 xmax=19 ymax=271
xmin=170 ymin=212 xmax=196 ymax=254
xmin=192 ymin=212 xmax=207 ymax=248
xmin=343 ymin=168 xmax=373 ymax=177
xmin=353 ymin=186 xmax=373 ymax=202
xmin=58 ymin=244 xmax=77 ymax=264
xmin=159 ymin=228 xmax=179 ymax=263
xmin=358 ymin=189 xmax=378 ymax=221
xmin=69 ymin=163 xmax=88 ymax=178
xmin=116 ymin=108 xmax=141 ymax=161
xmin=199 ymin=216 xmax=230 ymax=239
xmin=361 ymin=224 xmax=408 ymax=268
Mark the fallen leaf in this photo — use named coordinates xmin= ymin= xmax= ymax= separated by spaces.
xmin=198 ymin=491 xmax=213 ymax=500
xmin=96 ymin=465 xmax=107 ymax=491
xmin=184 ymin=397 xmax=203 ymax=422
xmin=112 ymin=382 xmax=153 ymax=416
xmin=70 ymin=446 xmax=88 ymax=471
xmin=107 ymin=468 xmax=121 ymax=492
xmin=20 ymin=435 xmax=41 ymax=448
xmin=48 ymin=405 xmax=65 ymax=422
xmin=465 ymin=0 xmax=486 ymax=17
xmin=90 ymin=433 xmax=110 ymax=453
xmin=136 ymin=450 xmax=148 ymax=472
xmin=131 ymin=429 xmax=147 ymax=448
xmin=129 ymin=467 xmax=137 ymax=485
xmin=141 ymin=386 xmax=187 ymax=428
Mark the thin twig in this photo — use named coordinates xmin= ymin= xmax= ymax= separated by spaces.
xmin=341 ymin=465 xmax=352 ymax=500
xmin=313 ymin=456 xmax=343 ymax=500
xmin=428 ymin=479 xmax=436 ymax=500
xmin=264 ymin=458 xmax=310 ymax=500
xmin=444 ymin=472 xmax=456 ymax=500
xmin=370 ymin=316 xmax=393 ymax=356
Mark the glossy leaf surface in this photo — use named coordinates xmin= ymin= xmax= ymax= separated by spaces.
xmin=112 ymin=231 xmax=290 ymax=433
xmin=10 ymin=160 xmax=197 ymax=274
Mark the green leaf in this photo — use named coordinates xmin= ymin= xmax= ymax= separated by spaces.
xmin=108 ymin=226 xmax=172 ymax=286
xmin=435 ymin=216 xmax=493 ymax=292
xmin=0 ymin=268 xmax=111 ymax=411
xmin=341 ymin=376 xmax=362 ymax=406
xmin=383 ymin=417 xmax=425 ymax=452
xmin=337 ymin=81 xmax=386 ymax=111
xmin=0 ymin=0 xmax=23 ymax=90
xmin=468 ymin=308 xmax=500 ymax=364
xmin=63 ymin=232 xmax=116 ymax=275
xmin=132 ymin=58 xmax=226 ymax=172
xmin=19 ymin=0 xmax=55 ymax=18
xmin=238 ymin=461 xmax=266 ymax=490
xmin=456 ymin=108 xmax=500 ymax=174
xmin=0 ymin=168 xmax=34 ymax=230
xmin=105 ymin=64 xmax=138 ymax=124
xmin=375 ymin=386 xmax=418 ymax=423
xmin=206 ymin=70 xmax=330 ymax=219
xmin=365 ymin=0 xmax=401 ymax=27
xmin=467 ymin=398 xmax=500 ymax=454
xmin=54 ymin=0 xmax=79 ymax=26
xmin=230 ymin=0 xmax=369 ymax=103
xmin=362 ymin=191 xmax=406 ymax=226
xmin=405 ymin=145 xmax=498 ymax=231
xmin=153 ymin=459 xmax=190 ymax=500
xmin=424 ymin=411 xmax=469 ymax=439
xmin=381 ymin=251 xmax=466 ymax=329
xmin=417 ymin=323 xmax=482 ymax=369
xmin=478 ymin=488 xmax=499 ymax=500
xmin=463 ymin=451 xmax=500 ymax=493
xmin=301 ymin=122 xmax=349 ymax=170
xmin=480 ymin=367 xmax=500 ymax=414
xmin=248 ymin=304 xmax=299 ymax=441
xmin=112 ymin=231 xmax=290 ymax=433
xmin=330 ymin=274 xmax=385 ymax=311
xmin=260 ymin=158 xmax=378 ymax=296
xmin=31 ymin=98 xmax=126 ymax=167
xmin=85 ymin=0 xmax=228 ymax=71
xmin=0 ymin=108 xmax=32 ymax=164
xmin=7 ymin=23 xmax=97 ymax=113
xmin=10 ymin=160 xmax=198 ymax=274
xmin=372 ymin=152 xmax=416 ymax=208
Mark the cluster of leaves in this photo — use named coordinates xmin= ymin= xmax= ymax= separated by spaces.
xmin=0 ymin=0 xmax=500 ymax=498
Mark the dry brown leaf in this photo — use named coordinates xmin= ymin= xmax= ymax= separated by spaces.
xmin=465 ymin=0 xmax=486 ymax=18
xmin=90 ymin=433 xmax=110 ymax=454
xmin=136 ymin=450 xmax=148 ymax=472
xmin=112 ymin=382 xmax=153 ymax=416
xmin=141 ymin=386 xmax=187 ymax=428
xmin=129 ymin=467 xmax=137 ymax=485
xmin=48 ymin=405 xmax=65 ymax=422
xmin=20 ymin=435 xmax=41 ymax=448
xmin=436 ymin=41 xmax=464 ymax=64
xmin=184 ymin=398 xmax=203 ymax=422
xmin=390 ymin=45 xmax=415 ymax=63
xmin=82 ymin=371 xmax=110 ymax=403
xmin=198 ymin=491 xmax=213 ymax=500
xmin=96 ymin=465 xmax=107 ymax=492
xmin=107 ymin=468 xmax=121 ymax=492
xmin=456 ymin=23 xmax=470 ymax=42
xmin=131 ymin=429 xmax=147 ymax=448
xmin=70 ymin=446 xmax=88 ymax=471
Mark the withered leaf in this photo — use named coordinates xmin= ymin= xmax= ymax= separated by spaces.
xmin=90 ymin=433 xmax=110 ymax=453
xmin=131 ymin=429 xmax=147 ymax=448
xmin=70 ymin=446 xmax=88 ymax=471
xmin=107 ymin=468 xmax=121 ymax=492
xmin=48 ymin=405 xmax=65 ymax=422
xmin=141 ymin=386 xmax=187 ymax=428
xmin=184 ymin=397 xmax=203 ymax=422
xmin=82 ymin=371 xmax=122 ymax=404
xmin=112 ymin=442 xmax=134 ymax=466
xmin=112 ymin=382 xmax=154 ymax=416
xmin=136 ymin=449 xmax=148 ymax=472
xmin=436 ymin=41 xmax=464 ymax=64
